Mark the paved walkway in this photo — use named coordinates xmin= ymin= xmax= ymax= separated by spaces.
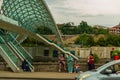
xmin=0 ymin=71 xmax=78 ymax=80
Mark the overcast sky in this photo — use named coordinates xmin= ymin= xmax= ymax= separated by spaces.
xmin=1 ymin=0 xmax=120 ymax=27
xmin=45 ymin=0 xmax=120 ymax=27
xmin=0 ymin=0 xmax=2 ymax=10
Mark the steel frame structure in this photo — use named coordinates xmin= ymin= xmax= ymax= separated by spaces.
xmin=1 ymin=0 xmax=63 ymax=43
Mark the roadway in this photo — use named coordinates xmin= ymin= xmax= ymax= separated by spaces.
xmin=0 ymin=71 xmax=78 ymax=80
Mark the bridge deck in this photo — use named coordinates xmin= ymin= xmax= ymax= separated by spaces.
xmin=0 ymin=71 xmax=77 ymax=80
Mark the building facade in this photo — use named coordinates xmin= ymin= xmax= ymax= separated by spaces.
xmin=109 ymin=24 xmax=120 ymax=34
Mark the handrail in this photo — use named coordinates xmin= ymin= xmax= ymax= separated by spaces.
xmin=0 ymin=36 xmax=17 ymax=58
xmin=9 ymin=33 xmax=33 ymax=59
xmin=8 ymin=42 xmax=24 ymax=61
xmin=0 ymin=36 xmax=19 ymax=72
xmin=36 ymin=34 xmax=79 ymax=60
xmin=9 ymin=42 xmax=34 ymax=71
xmin=8 ymin=33 xmax=34 ymax=71
xmin=0 ymin=46 xmax=19 ymax=72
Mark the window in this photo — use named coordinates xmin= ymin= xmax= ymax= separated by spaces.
xmin=53 ymin=50 xmax=58 ymax=57
xmin=44 ymin=50 xmax=49 ymax=56
xmin=101 ymin=63 xmax=120 ymax=74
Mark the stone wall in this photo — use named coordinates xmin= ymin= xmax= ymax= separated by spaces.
xmin=23 ymin=46 xmax=120 ymax=59
xmin=33 ymin=62 xmax=104 ymax=72
xmin=0 ymin=46 xmax=119 ymax=72
xmin=0 ymin=62 xmax=9 ymax=71
xmin=30 ymin=58 xmax=107 ymax=72
xmin=0 ymin=61 xmax=105 ymax=72
xmin=33 ymin=62 xmax=58 ymax=72
xmin=67 ymin=47 xmax=120 ymax=58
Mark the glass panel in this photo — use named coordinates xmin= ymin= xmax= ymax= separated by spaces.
xmin=2 ymin=0 xmax=59 ymax=35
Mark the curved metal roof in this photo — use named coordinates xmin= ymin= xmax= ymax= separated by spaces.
xmin=1 ymin=0 xmax=63 ymax=42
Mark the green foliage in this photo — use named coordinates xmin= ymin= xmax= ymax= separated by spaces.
xmin=59 ymin=21 xmax=109 ymax=35
xmin=106 ymin=34 xmax=120 ymax=46
xmin=78 ymin=21 xmax=92 ymax=33
xmin=74 ymin=34 xmax=120 ymax=47
xmin=92 ymin=28 xmax=109 ymax=35
xmin=106 ymin=34 xmax=116 ymax=45
xmin=60 ymin=27 xmax=76 ymax=34
xmin=97 ymin=37 xmax=107 ymax=46
xmin=36 ymin=26 xmax=53 ymax=35
xmin=75 ymin=34 xmax=94 ymax=47
xmin=22 ymin=37 xmax=45 ymax=47
xmin=93 ymin=53 xmax=99 ymax=63
xmin=111 ymin=50 xmax=120 ymax=57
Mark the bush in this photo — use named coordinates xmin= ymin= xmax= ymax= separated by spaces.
xmin=112 ymin=50 xmax=120 ymax=57
xmin=93 ymin=53 xmax=99 ymax=63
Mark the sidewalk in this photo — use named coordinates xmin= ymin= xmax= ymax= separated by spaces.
xmin=0 ymin=71 xmax=78 ymax=80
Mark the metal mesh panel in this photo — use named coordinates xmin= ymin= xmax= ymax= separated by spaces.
xmin=2 ymin=0 xmax=60 ymax=36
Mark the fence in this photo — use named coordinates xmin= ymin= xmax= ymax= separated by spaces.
xmin=75 ymin=47 xmax=120 ymax=58
xmin=23 ymin=46 xmax=120 ymax=59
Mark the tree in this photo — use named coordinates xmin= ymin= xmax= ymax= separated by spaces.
xmin=36 ymin=26 xmax=53 ymax=35
xmin=78 ymin=21 xmax=92 ymax=33
xmin=59 ymin=21 xmax=108 ymax=35
xmin=96 ymin=37 xmax=107 ymax=46
xmin=111 ymin=50 xmax=120 ymax=57
xmin=75 ymin=34 xmax=94 ymax=47
xmin=92 ymin=27 xmax=109 ymax=35
xmin=106 ymin=34 xmax=117 ymax=46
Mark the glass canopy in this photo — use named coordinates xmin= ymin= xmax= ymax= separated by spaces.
xmin=1 ymin=0 xmax=62 ymax=42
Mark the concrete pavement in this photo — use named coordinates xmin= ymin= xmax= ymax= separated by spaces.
xmin=0 ymin=71 xmax=78 ymax=80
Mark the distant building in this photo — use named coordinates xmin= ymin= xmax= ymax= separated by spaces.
xmin=57 ymin=23 xmax=66 ymax=28
xmin=66 ymin=22 xmax=75 ymax=26
xmin=57 ymin=22 xmax=76 ymax=28
xmin=93 ymin=25 xmax=108 ymax=29
xmin=109 ymin=24 xmax=120 ymax=34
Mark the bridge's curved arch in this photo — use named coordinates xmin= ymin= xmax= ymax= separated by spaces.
xmin=1 ymin=0 xmax=63 ymax=43
xmin=0 ymin=0 xmax=78 ymax=72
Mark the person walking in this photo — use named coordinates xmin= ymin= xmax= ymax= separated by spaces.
xmin=67 ymin=54 xmax=74 ymax=73
xmin=113 ymin=53 xmax=120 ymax=70
xmin=22 ymin=59 xmax=30 ymax=72
xmin=74 ymin=63 xmax=80 ymax=73
xmin=87 ymin=53 xmax=95 ymax=70
xmin=110 ymin=48 xmax=114 ymax=60
xmin=58 ymin=54 xmax=66 ymax=72
xmin=113 ymin=53 xmax=119 ymax=60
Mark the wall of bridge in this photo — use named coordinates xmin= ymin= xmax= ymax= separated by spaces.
xmin=0 ymin=46 xmax=119 ymax=72
xmin=0 ymin=60 xmax=105 ymax=72
xmin=24 ymin=46 xmax=119 ymax=59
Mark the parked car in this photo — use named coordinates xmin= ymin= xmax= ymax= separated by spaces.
xmin=75 ymin=60 xmax=120 ymax=80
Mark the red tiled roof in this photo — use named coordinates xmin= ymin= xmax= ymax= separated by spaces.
xmin=113 ymin=24 xmax=120 ymax=28
xmin=109 ymin=28 xmax=116 ymax=30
